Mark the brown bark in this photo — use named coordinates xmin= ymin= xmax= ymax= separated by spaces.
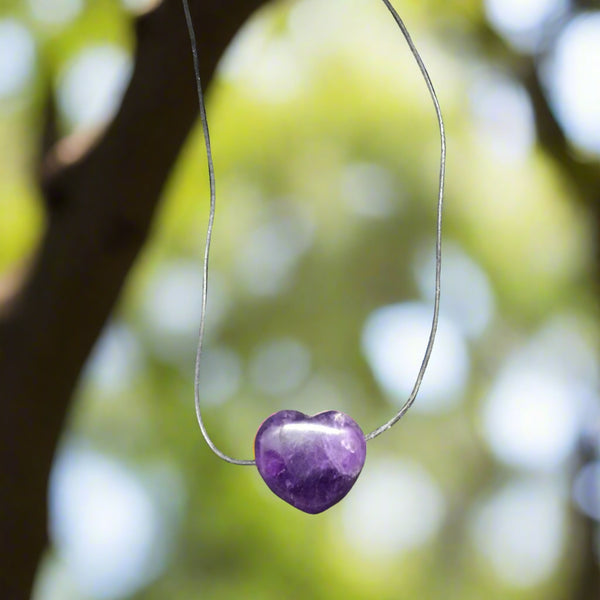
xmin=0 ymin=1 xmax=268 ymax=598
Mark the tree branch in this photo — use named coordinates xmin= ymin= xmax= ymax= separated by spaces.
xmin=0 ymin=1 xmax=268 ymax=597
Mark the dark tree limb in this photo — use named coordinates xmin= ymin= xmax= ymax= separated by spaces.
xmin=0 ymin=1 xmax=268 ymax=597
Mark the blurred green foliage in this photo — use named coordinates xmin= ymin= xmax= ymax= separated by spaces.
xmin=0 ymin=1 xmax=598 ymax=599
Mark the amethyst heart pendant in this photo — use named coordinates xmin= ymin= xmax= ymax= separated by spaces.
xmin=254 ymin=410 xmax=367 ymax=514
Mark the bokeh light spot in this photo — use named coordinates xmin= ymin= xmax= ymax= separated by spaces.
xmin=415 ymin=242 xmax=495 ymax=339
xmin=342 ymin=458 xmax=445 ymax=557
xmin=470 ymin=73 xmax=535 ymax=162
xmin=220 ymin=14 xmax=306 ymax=103
xmin=235 ymin=212 xmax=314 ymax=296
xmin=483 ymin=366 xmax=582 ymax=471
xmin=198 ymin=346 xmax=243 ymax=406
xmin=58 ymin=45 xmax=132 ymax=130
xmin=143 ymin=262 xmax=204 ymax=337
xmin=28 ymin=0 xmax=83 ymax=27
xmin=49 ymin=446 xmax=168 ymax=599
xmin=84 ymin=322 xmax=143 ymax=395
xmin=0 ymin=20 xmax=35 ymax=99
xmin=142 ymin=261 xmax=231 ymax=364
xmin=249 ymin=337 xmax=311 ymax=397
xmin=121 ymin=0 xmax=162 ymax=14
xmin=341 ymin=162 xmax=397 ymax=218
xmin=470 ymin=478 xmax=566 ymax=587
xmin=485 ymin=0 xmax=567 ymax=50
xmin=544 ymin=12 xmax=600 ymax=156
xmin=482 ymin=316 xmax=595 ymax=472
xmin=573 ymin=461 xmax=600 ymax=522
xmin=362 ymin=302 xmax=470 ymax=413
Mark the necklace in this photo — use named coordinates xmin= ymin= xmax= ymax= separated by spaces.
xmin=182 ymin=0 xmax=446 ymax=514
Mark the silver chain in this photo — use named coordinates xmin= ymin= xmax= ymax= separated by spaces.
xmin=182 ymin=0 xmax=446 ymax=464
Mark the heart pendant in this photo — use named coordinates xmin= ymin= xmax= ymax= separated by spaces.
xmin=254 ymin=410 xmax=367 ymax=514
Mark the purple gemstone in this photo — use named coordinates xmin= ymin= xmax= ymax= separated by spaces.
xmin=254 ymin=410 xmax=367 ymax=514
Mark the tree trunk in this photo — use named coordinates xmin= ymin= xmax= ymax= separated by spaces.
xmin=0 ymin=1 xmax=268 ymax=597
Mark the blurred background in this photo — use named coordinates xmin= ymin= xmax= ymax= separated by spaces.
xmin=0 ymin=0 xmax=599 ymax=598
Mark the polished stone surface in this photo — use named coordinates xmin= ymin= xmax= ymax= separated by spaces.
xmin=254 ymin=410 xmax=367 ymax=514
